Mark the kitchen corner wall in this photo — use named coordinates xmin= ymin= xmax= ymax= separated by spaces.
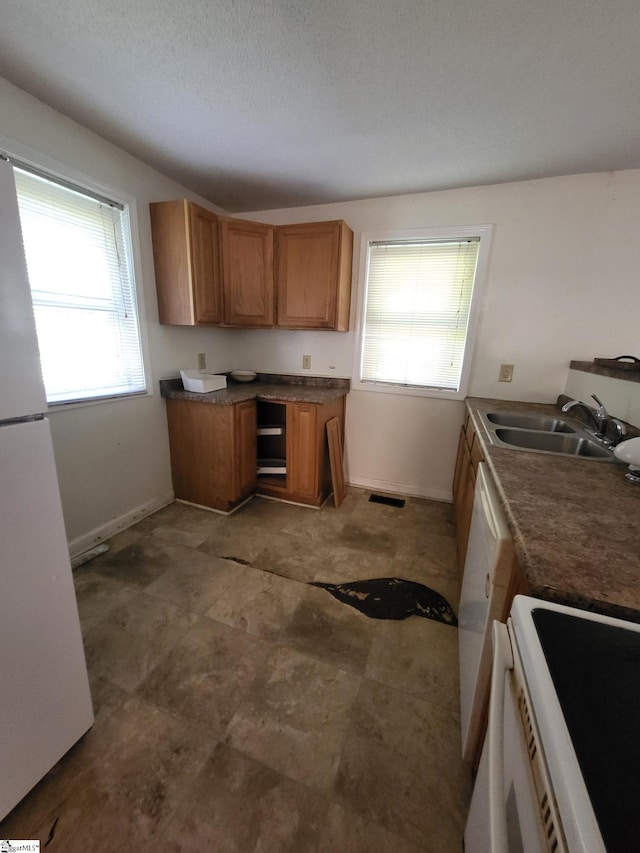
xmin=4 ymin=78 xmax=640 ymax=534
xmin=240 ymin=169 xmax=640 ymax=500
xmin=0 ymin=78 xmax=235 ymax=555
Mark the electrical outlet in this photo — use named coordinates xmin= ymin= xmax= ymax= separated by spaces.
xmin=198 ymin=352 xmax=206 ymax=370
xmin=302 ymin=355 xmax=311 ymax=370
xmin=498 ymin=363 xmax=514 ymax=382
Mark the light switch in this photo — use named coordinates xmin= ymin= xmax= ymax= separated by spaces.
xmin=302 ymin=355 xmax=311 ymax=369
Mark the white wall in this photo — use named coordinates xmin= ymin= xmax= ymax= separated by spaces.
xmin=0 ymin=78 xmax=236 ymax=554
xmin=5 ymin=76 xmax=640 ymax=523
xmin=241 ymin=170 xmax=640 ymax=499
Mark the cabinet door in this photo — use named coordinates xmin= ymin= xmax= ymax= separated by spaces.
xmin=276 ymin=221 xmax=353 ymax=330
xmin=452 ymin=425 xmax=467 ymax=506
xmin=188 ymin=203 xmax=222 ymax=324
xmin=234 ymin=400 xmax=257 ymax=499
xmin=288 ymin=403 xmax=318 ymax=497
xmin=166 ymin=399 xmax=235 ymax=510
xmin=220 ymin=218 xmax=274 ymax=326
xmin=150 ymin=200 xmax=221 ymax=326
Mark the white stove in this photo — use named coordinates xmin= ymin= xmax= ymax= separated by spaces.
xmin=465 ymin=594 xmax=640 ymax=852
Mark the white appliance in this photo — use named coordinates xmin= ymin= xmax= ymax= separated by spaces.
xmin=458 ymin=462 xmax=514 ymax=762
xmin=0 ymin=159 xmax=94 ymax=820
xmin=465 ymin=595 xmax=640 ymax=852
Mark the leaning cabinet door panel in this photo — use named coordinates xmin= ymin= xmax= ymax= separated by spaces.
xmin=220 ymin=218 xmax=274 ymax=327
xmin=288 ymin=403 xmax=318 ymax=497
xmin=276 ymin=221 xmax=353 ymax=330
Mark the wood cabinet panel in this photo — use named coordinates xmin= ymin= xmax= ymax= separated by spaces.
xmin=235 ymin=400 xmax=257 ymax=499
xmin=165 ymin=398 xmax=256 ymax=512
xmin=452 ymin=426 xmax=467 ymax=508
xmin=276 ymin=220 xmax=353 ymax=330
xmin=150 ymin=200 xmax=221 ymax=325
xmin=189 ymin=204 xmax=222 ymax=324
xmin=220 ymin=218 xmax=274 ymax=327
xmin=287 ymin=403 xmax=318 ymax=497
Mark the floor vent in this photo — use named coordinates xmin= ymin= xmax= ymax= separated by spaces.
xmin=368 ymin=494 xmax=405 ymax=508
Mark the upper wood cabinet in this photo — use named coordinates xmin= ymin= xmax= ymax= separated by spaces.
xmin=150 ymin=200 xmax=222 ymax=325
xmin=219 ymin=217 xmax=274 ymax=327
xmin=276 ymin=220 xmax=353 ymax=331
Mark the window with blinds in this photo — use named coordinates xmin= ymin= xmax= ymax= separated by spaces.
xmin=357 ymin=229 xmax=489 ymax=396
xmin=13 ymin=165 xmax=146 ymax=404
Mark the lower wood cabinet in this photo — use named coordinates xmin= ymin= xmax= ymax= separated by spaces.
xmin=258 ymin=398 xmax=345 ymax=507
xmin=453 ymin=416 xmax=483 ymax=572
xmin=165 ymin=398 xmax=257 ymax=512
xmin=165 ymin=396 xmax=346 ymax=512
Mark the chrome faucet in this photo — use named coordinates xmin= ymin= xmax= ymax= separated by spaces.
xmin=561 ymin=394 xmax=626 ymax=444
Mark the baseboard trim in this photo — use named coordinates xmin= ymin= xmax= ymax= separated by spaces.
xmin=347 ymin=476 xmax=452 ymax=503
xmin=68 ymin=492 xmax=175 ymax=560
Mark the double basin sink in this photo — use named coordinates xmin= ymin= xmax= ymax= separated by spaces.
xmin=478 ymin=410 xmax=616 ymax=460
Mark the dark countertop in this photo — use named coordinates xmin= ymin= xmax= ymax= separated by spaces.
xmin=159 ymin=374 xmax=349 ymax=405
xmin=466 ymin=397 xmax=640 ymax=623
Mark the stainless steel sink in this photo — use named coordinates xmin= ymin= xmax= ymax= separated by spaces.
xmin=486 ymin=412 xmax=575 ymax=433
xmin=493 ymin=428 xmax=613 ymax=459
xmin=477 ymin=409 xmax=616 ymax=461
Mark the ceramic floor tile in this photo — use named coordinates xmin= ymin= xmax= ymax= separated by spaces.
xmin=279 ymin=498 xmax=356 ymax=542
xmin=72 ymin=570 xmax=138 ymax=633
xmin=82 ymin=592 xmax=197 ymax=692
xmin=225 ymin=645 xmax=361 ymax=793
xmin=205 ymin=564 xmax=306 ymax=641
xmin=278 ymin=584 xmax=376 ymax=675
xmin=233 ymin=495 xmax=313 ymax=531
xmin=334 ymin=678 xmax=471 ymax=849
xmin=198 ymin=524 xmax=277 ymax=565
xmin=2 ymin=494 xmax=469 ymax=849
xmin=254 ymin=531 xmax=392 ymax=584
xmin=87 ymin=535 xmax=195 ymax=588
xmin=311 ymin=548 xmax=405 ymax=585
xmin=163 ymin=742 xmax=329 ymax=852
xmin=103 ymin=525 xmax=146 ymax=553
xmin=317 ymin=803 xmax=426 ymax=853
xmin=365 ymin=617 xmax=460 ymax=710
xmin=144 ymin=550 xmax=242 ymax=614
xmin=337 ymin=520 xmax=398 ymax=557
xmin=0 ymin=695 xmax=211 ymax=850
xmin=88 ymin=673 xmax=129 ymax=721
xmin=137 ymin=617 xmax=271 ymax=735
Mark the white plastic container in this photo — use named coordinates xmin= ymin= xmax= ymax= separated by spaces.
xmin=180 ymin=370 xmax=227 ymax=393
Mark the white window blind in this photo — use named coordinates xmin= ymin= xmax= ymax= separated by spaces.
xmin=360 ymin=237 xmax=481 ymax=392
xmin=13 ymin=166 xmax=146 ymax=404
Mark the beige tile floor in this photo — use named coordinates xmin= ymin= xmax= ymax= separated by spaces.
xmin=0 ymin=489 xmax=472 ymax=851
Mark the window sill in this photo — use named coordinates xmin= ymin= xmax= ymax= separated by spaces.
xmin=351 ymin=380 xmax=467 ymax=401
xmin=46 ymin=389 xmax=152 ymax=414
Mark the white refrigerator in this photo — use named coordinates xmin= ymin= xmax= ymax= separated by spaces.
xmin=0 ymin=159 xmax=94 ymax=820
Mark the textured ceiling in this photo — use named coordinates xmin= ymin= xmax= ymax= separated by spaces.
xmin=1 ymin=0 xmax=640 ymax=212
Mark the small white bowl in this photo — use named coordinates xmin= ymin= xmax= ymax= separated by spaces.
xmin=230 ymin=370 xmax=257 ymax=383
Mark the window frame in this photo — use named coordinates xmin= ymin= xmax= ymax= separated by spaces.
xmin=3 ymin=141 xmax=152 ymax=410
xmin=352 ymin=224 xmax=493 ymax=400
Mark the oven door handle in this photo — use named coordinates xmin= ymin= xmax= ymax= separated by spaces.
xmin=488 ymin=620 xmax=514 ymax=853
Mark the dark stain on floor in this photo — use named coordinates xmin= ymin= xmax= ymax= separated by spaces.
xmin=309 ymin=577 xmax=458 ymax=626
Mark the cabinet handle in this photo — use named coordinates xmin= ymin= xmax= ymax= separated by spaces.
xmin=485 ymin=572 xmax=491 ymax=599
